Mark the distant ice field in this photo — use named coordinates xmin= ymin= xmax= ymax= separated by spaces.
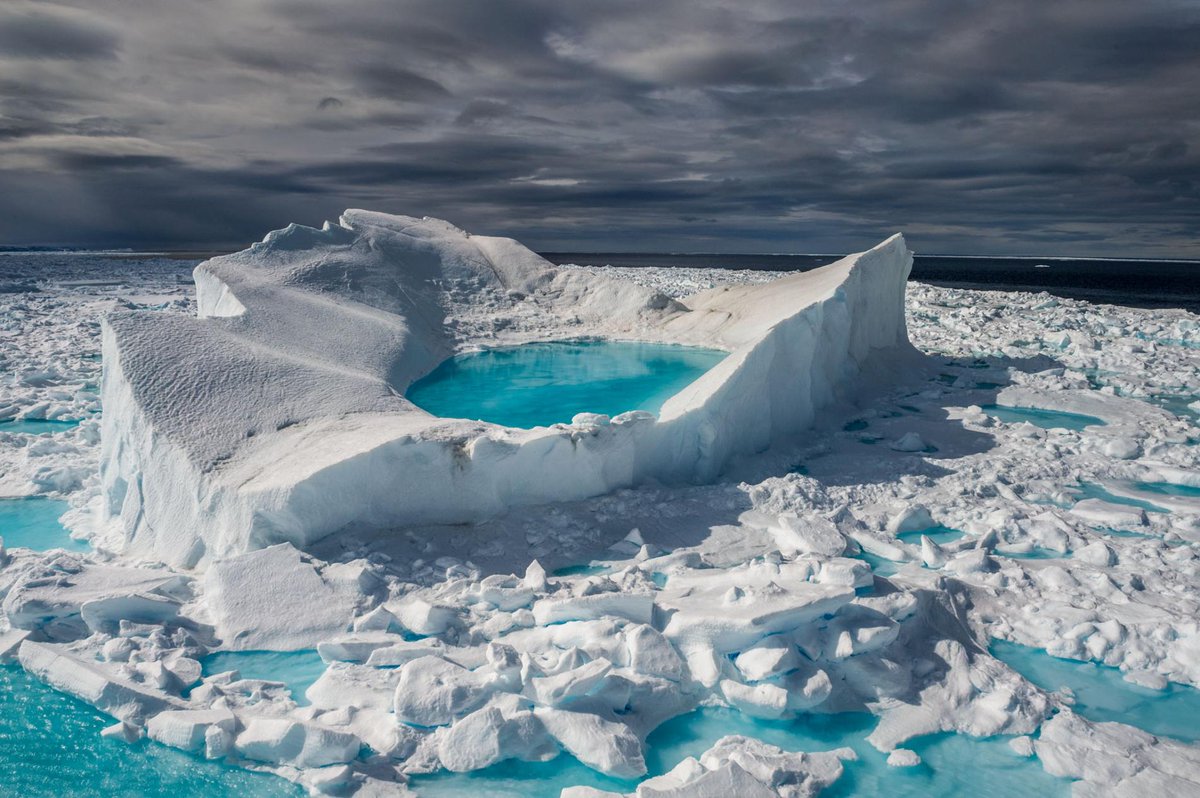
xmin=544 ymin=252 xmax=1200 ymax=313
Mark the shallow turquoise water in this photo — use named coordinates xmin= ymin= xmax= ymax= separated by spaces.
xmin=406 ymin=340 xmax=727 ymax=429
xmin=996 ymin=547 xmax=1067 ymax=560
xmin=1134 ymin=481 xmax=1200 ymax=499
xmin=1100 ymin=527 xmax=1156 ymax=539
xmin=982 ymin=405 xmax=1106 ymax=431
xmin=201 ymin=650 xmax=326 ymax=707
xmin=853 ymin=527 xmax=965 ymax=577
xmin=1072 ymin=483 xmax=1170 ymax=513
xmin=0 ymin=497 xmax=88 ymax=552
xmin=0 ymin=664 xmax=301 ymax=797
xmin=858 ymin=550 xmax=901 ymax=576
xmin=898 ymin=525 xmax=965 ymax=546
xmin=0 ymin=418 xmax=81 ymax=435
xmin=992 ymin=640 xmax=1200 ymax=742
xmin=411 ymin=707 xmax=1069 ymax=798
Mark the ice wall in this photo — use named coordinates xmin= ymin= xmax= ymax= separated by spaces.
xmin=98 ymin=212 xmax=913 ymax=567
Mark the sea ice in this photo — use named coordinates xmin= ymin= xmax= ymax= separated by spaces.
xmin=97 ymin=212 xmax=913 ymax=566
xmin=1 ymin=238 xmax=1198 ymax=797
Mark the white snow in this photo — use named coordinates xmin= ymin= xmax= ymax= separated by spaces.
xmin=96 ymin=212 xmax=913 ymax=567
xmin=1 ymin=232 xmax=1199 ymax=796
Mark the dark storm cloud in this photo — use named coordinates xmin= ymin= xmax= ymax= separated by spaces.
xmin=0 ymin=0 xmax=1197 ymax=256
xmin=0 ymin=6 xmax=119 ymax=60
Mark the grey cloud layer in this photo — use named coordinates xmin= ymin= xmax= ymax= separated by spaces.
xmin=0 ymin=0 xmax=1196 ymax=255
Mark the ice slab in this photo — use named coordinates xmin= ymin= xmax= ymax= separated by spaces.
xmin=98 ymin=212 xmax=913 ymax=566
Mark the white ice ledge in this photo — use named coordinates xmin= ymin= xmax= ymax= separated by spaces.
xmin=97 ymin=212 xmax=913 ymax=567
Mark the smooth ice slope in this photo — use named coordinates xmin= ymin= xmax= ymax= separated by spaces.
xmin=99 ymin=212 xmax=912 ymax=566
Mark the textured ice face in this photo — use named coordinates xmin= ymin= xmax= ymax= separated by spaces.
xmin=97 ymin=212 xmax=913 ymax=566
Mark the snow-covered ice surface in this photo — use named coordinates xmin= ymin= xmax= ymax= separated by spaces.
xmin=1 ymin=228 xmax=1199 ymax=797
xmin=96 ymin=212 xmax=912 ymax=567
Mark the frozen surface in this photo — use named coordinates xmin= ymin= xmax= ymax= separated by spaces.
xmin=97 ymin=212 xmax=913 ymax=566
xmin=406 ymin=340 xmax=727 ymax=429
xmin=1 ymin=245 xmax=1199 ymax=797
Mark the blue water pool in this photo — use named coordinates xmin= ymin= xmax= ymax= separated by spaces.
xmin=992 ymin=640 xmax=1200 ymax=742
xmin=411 ymin=706 xmax=1068 ymax=798
xmin=406 ymin=340 xmax=727 ymax=429
xmin=982 ymin=405 xmax=1105 ymax=431
xmin=1071 ymin=483 xmax=1170 ymax=514
xmin=1100 ymin=527 xmax=1156 ymax=540
xmin=898 ymin=525 xmax=965 ymax=546
xmin=201 ymin=650 xmax=326 ymax=706
xmin=0 ymin=418 xmax=81 ymax=435
xmin=853 ymin=528 xmax=965 ymax=577
xmin=996 ymin=547 xmax=1067 ymax=560
xmin=0 ymin=497 xmax=88 ymax=552
xmin=1134 ymin=481 xmax=1200 ymax=499
xmin=0 ymin=664 xmax=301 ymax=797
xmin=858 ymin=550 xmax=902 ymax=576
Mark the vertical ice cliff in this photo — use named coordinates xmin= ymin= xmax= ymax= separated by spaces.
xmin=98 ymin=211 xmax=913 ymax=567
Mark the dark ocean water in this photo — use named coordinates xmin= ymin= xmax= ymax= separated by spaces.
xmin=542 ymin=253 xmax=1200 ymax=313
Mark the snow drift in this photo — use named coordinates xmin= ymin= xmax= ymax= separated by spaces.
xmin=98 ymin=211 xmax=913 ymax=566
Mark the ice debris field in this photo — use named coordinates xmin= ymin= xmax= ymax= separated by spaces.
xmin=0 ymin=212 xmax=1199 ymax=797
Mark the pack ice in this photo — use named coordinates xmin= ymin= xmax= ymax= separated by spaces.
xmin=4 ymin=236 xmax=1200 ymax=797
xmin=97 ymin=211 xmax=912 ymax=567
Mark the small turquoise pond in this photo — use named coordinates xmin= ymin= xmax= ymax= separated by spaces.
xmin=858 ymin=550 xmax=901 ymax=576
xmin=0 ymin=664 xmax=301 ymax=797
xmin=201 ymin=650 xmax=326 ymax=707
xmin=1072 ymin=483 xmax=1170 ymax=514
xmin=0 ymin=418 xmax=81 ymax=435
xmin=982 ymin=405 xmax=1105 ymax=431
xmin=0 ymin=497 xmax=88 ymax=552
xmin=411 ymin=706 xmax=1068 ymax=798
xmin=993 ymin=640 xmax=1200 ymax=742
xmin=853 ymin=527 xmax=966 ymax=577
xmin=899 ymin=525 xmax=965 ymax=546
xmin=996 ymin=547 xmax=1066 ymax=560
xmin=406 ymin=340 xmax=727 ymax=429
xmin=1134 ymin=481 xmax=1200 ymax=499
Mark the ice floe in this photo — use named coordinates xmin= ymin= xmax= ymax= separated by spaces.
xmin=0 ymin=229 xmax=1198 ymax=796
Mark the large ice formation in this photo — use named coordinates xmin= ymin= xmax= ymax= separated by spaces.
xmin=99 ymin=211 xmax=913 ymax=566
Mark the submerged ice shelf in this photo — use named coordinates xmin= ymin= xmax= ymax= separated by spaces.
xmin=406 ymin=340 xmax=727 ymax=429
xmin=0 ymin=664 xmax=300 ymax=798
xmin=993 ymin=641 xmax=1200 ymax=743
xmin=199 ymin=650 xmax=326 ymax=708
xmin=97 ymin=212 xmax=913 ymax=566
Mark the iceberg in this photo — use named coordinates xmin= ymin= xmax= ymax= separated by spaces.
xmin=98 ymin=211 xmax=913 ymax=567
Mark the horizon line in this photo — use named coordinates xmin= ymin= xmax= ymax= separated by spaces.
xmin=3 ymin=247 xmax=1199 ymax=265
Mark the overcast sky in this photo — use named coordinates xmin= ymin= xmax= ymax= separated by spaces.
xmin=1 ymin=0 xmax=1197 ymax=256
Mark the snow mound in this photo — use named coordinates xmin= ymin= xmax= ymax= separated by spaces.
xmin=99 ymin=212 xmax=913 ymax=566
